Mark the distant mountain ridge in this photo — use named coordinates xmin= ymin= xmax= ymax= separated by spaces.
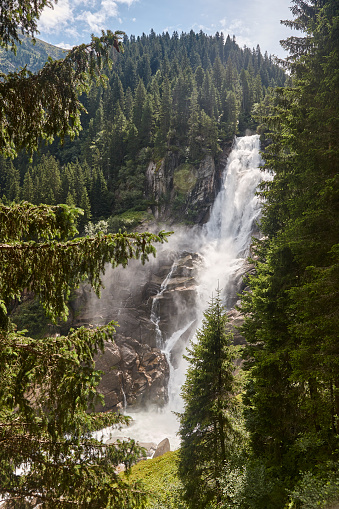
xmin=0 ymin=35 xmax=67 ymax=74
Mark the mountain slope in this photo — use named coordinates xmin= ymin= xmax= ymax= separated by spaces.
xmin=0 ymin=35 xmax=66 ymax=74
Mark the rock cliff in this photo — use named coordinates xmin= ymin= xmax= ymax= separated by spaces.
xmin=69 ymin=250 xmax=204 ymax=412
xmin=146 ymin=143 xmax=232 ymax=224
xmin=68 ymin=140 xmax=251 ymax=413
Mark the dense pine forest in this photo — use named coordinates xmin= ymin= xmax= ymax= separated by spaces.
xmin=0 ymin=30 xmax=286 ymax=225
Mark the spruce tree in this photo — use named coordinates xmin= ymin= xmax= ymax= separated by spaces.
xmin=0 ymin=202 xmax=168 ymax=507
xmin=178 ymin=291 xmax=240 ymax=509
xmin=0 ymin=25 xmax=123 ymax=158
xmin=0 ymin=4 xmax=169 ymax=506
xmin=241 ymin=1 xmax=339 ymax=505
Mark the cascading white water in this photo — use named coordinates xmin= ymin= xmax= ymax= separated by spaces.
xmin=197 ymin=134 xmax=268 ymax=311
xmin=100 ymin=135 xmax=269 ymax=450
xmin=163 ymin=320 xmax=195 ymax=410
xmin=150 ymin=261 xmax=177 ymax=347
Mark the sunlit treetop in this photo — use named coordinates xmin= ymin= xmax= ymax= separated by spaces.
xmin=0 ymin=1 xmax=124 ymax=158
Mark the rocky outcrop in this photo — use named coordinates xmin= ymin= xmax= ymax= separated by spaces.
xmin=152 ymin=251 xmax=202 ymax=342
xmin=95 ymin=335 xmax=170 ymax=411
xmin=69 ymin=250 xmax=203 ymax=412
xmin=67 ymin=227 xmax=254 ymax=413
xmin=145 ymin=142 xmax=234 ymax=224
xmin=226 ymin=307 xmax=246 ymax=346
xmin=153 ymin=438 xmax=171 ymax=458
xmin=105 ymin=438 xmax=170 ymax=460
xmin=68 ymin=132 xmax=252 ymax=413
xmin=146 ymin=151 xmax=222 ymax=224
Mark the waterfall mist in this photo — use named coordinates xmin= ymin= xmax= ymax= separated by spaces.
xmin=98 ymin=135 xmax=270 ymax=451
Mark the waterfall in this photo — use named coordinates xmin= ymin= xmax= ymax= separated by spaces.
xmin=150 ymin=261 xmax=177 ymax=348
xmin=197 ymin=134 xmax=267 ymax=310
xmin=162 ymin=320 xmax=195 ymax=410
xmin=100 ymin=135 xmax=269 ymax=449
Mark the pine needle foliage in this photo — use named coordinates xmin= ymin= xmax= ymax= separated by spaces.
xmin=178 ymin=290 xmax=241 ymax=509
xmin=0 ymin=0 xmax=124 ymax=158
xmin=241 ymin=1 xmax=339 ymax=506
xmin=0 ymin=201 xmax=169 ymax=507
xmin=0 ymin=5 xmax=170 ymax=505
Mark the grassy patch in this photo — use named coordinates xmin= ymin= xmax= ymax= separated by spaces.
xmin=107 ymin=210 xmax=152 ymax=233
xmin=126 ymin=451 xmax=188 ymax=509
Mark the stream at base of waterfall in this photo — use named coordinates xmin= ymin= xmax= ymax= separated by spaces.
xmin=97 ymin=135 xmax=271 ymax=453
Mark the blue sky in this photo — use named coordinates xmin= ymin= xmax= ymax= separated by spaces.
xmin=37 ymin=0 xmax=295 ymax=59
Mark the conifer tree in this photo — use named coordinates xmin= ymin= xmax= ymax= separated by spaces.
xmin=0 ymin=18 xmax=123 ymax=157
xmin=154 ymin=76 xmax=172 ymax=155
xmin=241 ymin=1 xmax=339 ymax=506
xmin=187 ymin=85 xmax=201 ymax=161
xmin=21 ymin=170 xmax=35 ymax=203
xmin=0 ymin=202 xmax=168 ymax=507
xmin=178 ymin=291 xmax=240 ymax=509
xmin=0 ymin=4 xmax=169 ymax=506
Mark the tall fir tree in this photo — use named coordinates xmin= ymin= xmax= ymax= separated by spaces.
xmin=241 ymin=1 xmax=339 ymax=506
xmin=0 ymin=5 xmax=169 ymax=506
xmin=178 ymin=291 xmax=241 ymax=509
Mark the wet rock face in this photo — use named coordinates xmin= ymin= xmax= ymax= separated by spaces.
xmin=70 ymin=250 xmax=203 ymax=412
xmin=95 ymin=336 xmax=170 ymax=412
xmin=69 ymin=243 xmax=251 ymax=413
xmin=145 ymin=143 xmax=233 ymax=224
xmin=146 ymin=152 xmax=220 ymax=224
xmin=152 ymin=252 xmax=202 ymax=343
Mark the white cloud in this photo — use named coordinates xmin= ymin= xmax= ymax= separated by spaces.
xmin=77 ymin=10 xmax=108 ymax=32
xmin=72 ymin=0 xmax=95 ymax=5
xmin=218 ymin=17 xmax=254 ymax=48
xmin=101 ymin=0 xmax=119 ymax=13
xmin=64 ymin=25 xmax=81 ymax=39
xmin=55 ymin=42 xmax=74 ymax=49
xmin=116 ymin=0 xmax=138 ymax=5
xmin=39 ymin=0 xmax=138 ymax=41
xmin=38 ymin=0 xmax=74 ymax=32
xmin=76 ymin=0 xmax=127 ymax=32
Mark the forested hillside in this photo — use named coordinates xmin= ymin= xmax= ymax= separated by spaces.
xmin=0 ymin=35 xmax=65 ymax=74
xmin=0 ymin=30 xmax=286 ymax=224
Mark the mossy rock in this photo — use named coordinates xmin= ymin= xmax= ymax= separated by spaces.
xmin=173 ymin=164 xmax=197 ymax=193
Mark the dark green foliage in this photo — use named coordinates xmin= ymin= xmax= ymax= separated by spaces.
xmin=0 ymin=8 xmax=170 ymax=506
xmin=0 ymin=202 xmax=169 ymax=322
xmin=0 ymin=323 xmax=147 ymax=508
xmin=0 ymin=202 xmax=169 ymax=507
xmin=0 ymin=29 xmax=286 ymax=221
xmin=241 ymin=1 xmax=339 ymax=506
xmin=10 ymin=295 xmax=52 ymax=338
xmin=178 ymin=291 xmax=241 ymax=509
xmin=0 ymin=30 xmax=124 ymax=158
xmin=0 ymin=0 xmax=54 ymax=51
